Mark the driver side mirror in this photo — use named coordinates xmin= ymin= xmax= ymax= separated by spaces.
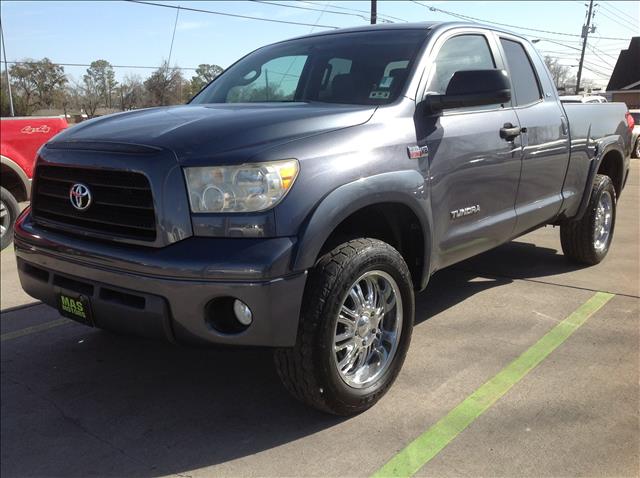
xmin=424 ymin=69 xmax=511 ymax=113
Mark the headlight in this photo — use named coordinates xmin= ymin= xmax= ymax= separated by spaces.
xmin=184 ymin=159 xmax=299 ymax=213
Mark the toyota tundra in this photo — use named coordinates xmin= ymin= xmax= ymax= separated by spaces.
xmin=15 ymin=22 xmax=632 ymax=415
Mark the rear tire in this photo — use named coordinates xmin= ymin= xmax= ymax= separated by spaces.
xmin=274 ymin=238 xmax=414 ymax=416
xmin=634 ymin=138 xmax=640 ymax=159
xmin=0 ymin=187 xmax=20 ymax=251
xmin=560 ymin=174 xmax=616 ymax=265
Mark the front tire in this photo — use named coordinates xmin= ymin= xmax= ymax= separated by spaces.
xmin=560 ymin=174 xmax=616 ymax=265
xmin=274 ymin=238 xmax=414 ymax=415
xmin=0 ymin=187 xmax=20 ymax=251
xmin=634 ymin=138 xmax=640 ymax=159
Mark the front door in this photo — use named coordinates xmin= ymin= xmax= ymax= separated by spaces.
xmin=416 ymin=31 xmax=523 ymax=270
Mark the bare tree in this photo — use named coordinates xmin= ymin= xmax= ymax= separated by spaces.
xmin=144 ymin=61 xmax=185 ymax=106
xmin=1 ymin=71 xmax=12 ymax=116
xmin=543 ymin=56 xmax=576 ymax=92
xmin=8 ymin=58 xmax=67 ymax=115
xmin=75 ymin=74 xmax=101 ymax=118
xmin=119 ymin=74 xmax=146 ymax=111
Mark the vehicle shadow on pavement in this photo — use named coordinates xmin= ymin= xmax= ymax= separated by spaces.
xmin=415 ymin=239 xmax=585 ymax=325
xmin=1 ymin=239 xmax=584 ymax=477
xmin=1 ymin=327 xmax=345 ymax=477
xmin=453 ymin=238 xmax=586 ymax=281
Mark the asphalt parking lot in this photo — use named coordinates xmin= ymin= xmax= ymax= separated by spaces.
xmin=1 ymin=161 xmax=638 ymax=477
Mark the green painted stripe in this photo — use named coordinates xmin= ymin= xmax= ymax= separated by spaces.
xmin=373 ymin=291 xmax=615 ymax=478
xmin=1 ymin=318 xmax=72 ymax=342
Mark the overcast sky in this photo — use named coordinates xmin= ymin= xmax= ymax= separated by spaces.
xmin=1 ymin=1 xmax=638 ymax=88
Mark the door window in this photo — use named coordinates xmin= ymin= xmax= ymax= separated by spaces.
xmin=499 ymin=39 xmax=542 ymax=106
xmin=425 ymin=35 xmax=495 ymax=95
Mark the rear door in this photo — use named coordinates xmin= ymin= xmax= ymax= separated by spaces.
xmin=496 ymin=35 xmax=571 ymax=234
xmin=416 ymin=29 xmax=523 ymax=270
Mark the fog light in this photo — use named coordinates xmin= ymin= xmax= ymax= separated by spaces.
xmin=233 ymin=299 xmax=253 ymax=326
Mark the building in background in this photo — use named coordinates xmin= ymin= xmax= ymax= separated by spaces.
xmin=606 ymin=37 xmax=640 ymax=109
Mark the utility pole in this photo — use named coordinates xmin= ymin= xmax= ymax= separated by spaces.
xmin=0 ymin=18 xmax=15 ymax=116
xmin=576 ymin=0 xmax=595 ymax=94
xmin=370 ymin=0 xmax=377 ymax=24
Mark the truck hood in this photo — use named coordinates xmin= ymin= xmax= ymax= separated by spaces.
xmin=51 ymin=103 xmax=376 ymax=163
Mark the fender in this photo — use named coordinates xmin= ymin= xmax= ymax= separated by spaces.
xmin=1 ymin=154 xmax=32 ymax=199
xmin=292 ymin=170 xmax=433 ymax=289
xmin=572 ymin=137 xmax=625 ymax=221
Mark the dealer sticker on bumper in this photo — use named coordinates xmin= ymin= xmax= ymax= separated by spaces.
xmin=58 ymin=293 xmax=93 ymax=326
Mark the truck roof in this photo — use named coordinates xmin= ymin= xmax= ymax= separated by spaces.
xmin=283 ymin=21 xmax=529 ymax=43
xmin=284 ymin=21 xmax=439 ymax=42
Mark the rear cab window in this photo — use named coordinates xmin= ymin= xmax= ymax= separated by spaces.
xmin=499 ymin=38 xmax=542 ymax=106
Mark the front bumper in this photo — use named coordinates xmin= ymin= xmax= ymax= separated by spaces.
xmin=14 ymin=212 xmax=307 ymax=347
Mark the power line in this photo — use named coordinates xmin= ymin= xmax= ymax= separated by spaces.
xmin=539 ymin=49 xmax=582 ymax=56
xmin=294 ymin=0 xmax=408 ymax=23
xmin=600 ymin=1 xmax=639 ymax=20
xmin=580 ymin=65 xmax=611 ymax=78
xmin=533 ymin=37 xmax=584 ymax=52
xmin=539 ymin=49 xmax=614 ymax=66
xmin=125 ymin=0 xmax=340 ymax=29
xmin=597 ymin=3 xmax=640 ymax=32
xmin=3 ymin=60 xmax=199 ymax=71
xmin=409 ymin=0 xmax=631 ymax=41
xmin=582 ymin=59 xmax=613 ymax=73
xmin=167 ymin=5 xmax=180 ymax=66
xmin=598 ymin=7 xmax=639 ymax=31
xmin=596 ymin=8 xmax=640 ymax=34
xmin=308 ymin=1 xmax=332 ymax=34
xmin=247 ymin=0 xmax=371 ymax=22
xmin=589 ymin=43 xmax=622 ymax=59
xmin=588 ymin=45 xmax=629 ymax=52
xmin=586 ymin=45 xmax=616 ymax=67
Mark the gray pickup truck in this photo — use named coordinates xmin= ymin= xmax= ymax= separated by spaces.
xmin=15 ymin=22 xmax=632 ymax=415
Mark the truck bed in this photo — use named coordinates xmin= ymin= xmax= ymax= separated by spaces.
xmin=560 ymin=102 xmax=631 ymax=217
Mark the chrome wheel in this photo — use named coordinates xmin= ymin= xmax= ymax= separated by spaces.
xmin=333 ymin=270 xmax=403 ymax=389
xmin=0 ymin=200 xmax=8 ymax=239
xmin=593 ymin=190 xmax=613 ymax=252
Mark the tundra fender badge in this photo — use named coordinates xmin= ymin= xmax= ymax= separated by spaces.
xmin=450 ymin=205 xmax=481 ymax=219
xmin=407 ymin=145 xmax=429 ymax=159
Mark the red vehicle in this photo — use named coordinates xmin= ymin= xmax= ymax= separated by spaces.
xmin=1 ymin=116 xmax=68 ymax=249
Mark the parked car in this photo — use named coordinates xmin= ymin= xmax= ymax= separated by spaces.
xmin=559 ymin=94 xmax=608 ymax=103
xmin=0 ymin=116 xmax=68 ymax=249
xmin=14 ymin=22 xmax=632 ymax=415
xmin=629 ymin=109 xmax=639 ymax=157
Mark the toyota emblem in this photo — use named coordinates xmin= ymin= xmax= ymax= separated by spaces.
xmin=69 ymin=183 xmax=92 ymax=211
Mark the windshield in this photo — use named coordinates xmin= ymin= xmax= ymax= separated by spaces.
xmin=191 ymin=29 xmax=429 ymax=106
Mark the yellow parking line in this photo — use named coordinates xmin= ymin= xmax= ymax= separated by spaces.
xmin=1 ymin=318 xmax=72 ymax=342
xmin=373 ymin=291 xmax=615 ymax=478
